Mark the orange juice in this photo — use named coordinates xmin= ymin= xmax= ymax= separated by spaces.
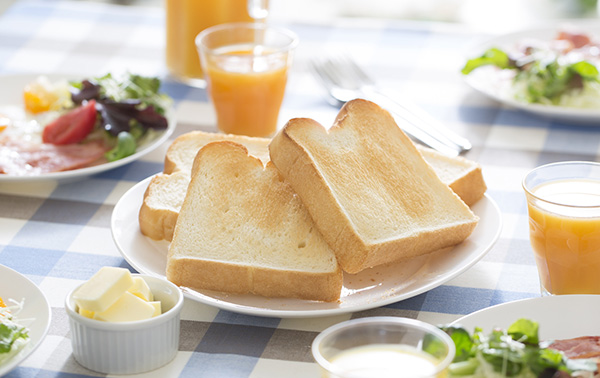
xmin=527 ymin=179 xmax=600 ymax=295
xmin=204 ymin=46 xmax=289 ymax=137
xmin=165 ymin=0 xmax=253 ymax=84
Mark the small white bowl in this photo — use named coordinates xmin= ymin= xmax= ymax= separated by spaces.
xmin=65 ymin=274 xmax=183 ymax=375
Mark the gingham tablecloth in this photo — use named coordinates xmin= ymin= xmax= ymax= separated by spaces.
xmin=1 ymin=1 xmax=599 ymax=377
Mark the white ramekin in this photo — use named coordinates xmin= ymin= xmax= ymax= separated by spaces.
xmin=65 ymin=274 xmax=183 ymax=375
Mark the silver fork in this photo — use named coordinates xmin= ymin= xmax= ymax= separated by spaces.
xmin=311 ymin=56 xmax=472 ymax=157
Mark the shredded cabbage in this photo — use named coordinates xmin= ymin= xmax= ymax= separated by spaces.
xmin=0 ymin=298 xmax=31 ymax=367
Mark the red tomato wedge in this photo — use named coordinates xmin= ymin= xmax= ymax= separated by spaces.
xmin=42 ymin=100 xmax=98 ymax=145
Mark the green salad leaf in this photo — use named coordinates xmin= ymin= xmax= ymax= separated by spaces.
xmin=462 ymin=46 xmax=600 ymax=106
xmin=0 ymin=322 xmax=28 ymax=354
xmin=104 ymin=131 xmax=137 ymax=162
xmin=82 ymin=73 xmax=171 ymax=115
xmin=461 ymin=47 xmax=513 ymax=75
xmin=440 ymin=318 xmax=597 ymax=378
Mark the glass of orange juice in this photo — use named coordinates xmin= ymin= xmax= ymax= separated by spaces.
xmin=523 ymin=161 xmax=600 ymax=296
xmin=312 ymin=317 xmax=455 ymax=378
xmin=165 ymin=0 xmax=262 ymax=87
xmin=196 ymin=23 xmax=298 ymax=137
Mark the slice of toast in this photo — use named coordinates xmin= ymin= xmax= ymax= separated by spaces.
xmin=268 ymin=99 xmax=479 ymax=274
xmin=138 ymin=131 xmax=270 ymax=241
xmin=166 ymin=141 xmax=342 ymax=302
xmin=163 ymin=131 xmax=271 ymax=174
xmin=139 ymin=131 xmax=485 ymax=242
xmin=139 ymin=171 xmax=191 ymax=242
xmin=417 ymin=145 xmax=486 ymax=206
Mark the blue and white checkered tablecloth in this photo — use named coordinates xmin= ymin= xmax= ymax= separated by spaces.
xmin=1 ymin=0 xmax=600 ymax=377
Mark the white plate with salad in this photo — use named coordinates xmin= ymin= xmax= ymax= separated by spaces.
xmin=0 ymin=264 xmax=51 ymax=376
xmin=445 ymin=295 xmax=600 ymax=377
xmin=0 ymin=73 xmax=176 ymax=182
xmin=462 ymin=23 xmax=600 ymax=124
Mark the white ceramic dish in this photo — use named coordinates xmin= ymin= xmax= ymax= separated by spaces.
xmin=0 ymin=74 xmax=175 ymax=183
xmin=451 ymin=295 xmax=600 ymax=340
xmin=463 ymin=23 xmax=600 ymax=124
xmin=111 ymin=176 xmax=502 ymax=318
xmin=0 ymin=264 xmax=51 ymax=376
xmin=65 ymin=274 xmax=184 ymax=375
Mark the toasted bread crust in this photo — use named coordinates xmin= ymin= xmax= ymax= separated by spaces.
xmin=140 ymin=131 xmax=486 ymax=243
xmin=139 ymin=131 xmax=270 ymax=241
xmin=167 ymin=257 xmax=342 ymax=302
xmin=164 ymin=131 xmax=270 ymax=174
xmin=417 ymin=145 xmax=486 ymax=206
xmin=166 ymin=141 xmax=342 ymax=302
xmin=269 ymin=99 xmax=479 ymax=274
xmin=138 ymin=172 xmax=190 ymax=241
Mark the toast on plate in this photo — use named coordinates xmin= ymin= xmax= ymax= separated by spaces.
xmin=138 ymin=131 xmax=270 ymax=241
xmin=139 ymin=131 xmax=485 ymax=242
xmin=166 ymin=141 xmax=343 ymax=302
xmin=268 ymin=99 xmax=479 ymax=274
xmin=417 ymin=145 xmax=486 ymax=207
xmin=164 ymin=131 xmax=270 ymax=174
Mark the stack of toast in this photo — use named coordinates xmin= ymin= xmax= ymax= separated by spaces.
xmin=139 ymin=99 xmax=485 ymax=302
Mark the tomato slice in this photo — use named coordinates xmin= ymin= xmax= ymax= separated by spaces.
xmin=42 ymin=100 xmax=98 ymax=145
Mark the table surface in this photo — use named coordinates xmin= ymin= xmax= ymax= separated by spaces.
xmin=1 ymin=1 xmax=600 ymax=377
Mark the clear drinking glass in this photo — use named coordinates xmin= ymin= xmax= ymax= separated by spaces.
xmin=196 ymin=22 xmax=298 ymax=137
xmin=312 ymin=317 xmax=455 ymax=378
xmin=523 ymin=161 xmax=600 ymax=295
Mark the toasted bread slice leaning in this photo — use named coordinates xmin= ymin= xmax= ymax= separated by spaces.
xmin=139 ymin=130 xmax=485 ymax=242
xmin=138 ymin=132 xmax=270 ymax=241
xmin=268 ymin=99 xmax=479 ymax=274
xmin=166 ymin=141 xmax=343 ymax=302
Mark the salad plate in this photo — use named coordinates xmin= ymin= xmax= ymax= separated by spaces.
xmin=111 ymin=176 xmax=502 ymax=318
xmin=0 ymin=73 xmax=176 ymax=183
xmin=462 ymin=23 xmax=600 ymax=124
xmin=0 ymin=264 xmax=51 ymax=376
xmin=452 ymin=295 xmax=600 ymax=340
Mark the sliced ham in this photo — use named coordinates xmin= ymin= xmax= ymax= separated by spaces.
xmin=549 ymin=336 xmax=600 ymax=360
xmin=557 ymin=31 xmax=592 ymax=49
xmin=0 ymin=138 xmax=108 ymax=175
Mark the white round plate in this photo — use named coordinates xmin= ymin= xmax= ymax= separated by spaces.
xmin=111 ymin=176 xmax=502 ymax=318
xmin=463 ymin=22 xmax=600 ymax=124
xmin=0 ymin=74 xmax=175 ymax=183
xmin=452 ymin=295 xmax=600 ymax=341
xmin=0 ymin=264 xmax=51 ymax=376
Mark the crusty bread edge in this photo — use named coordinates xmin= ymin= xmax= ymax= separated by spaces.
xmin=166 ymin=141 xmax=343 ymax=302
xmin=448 ymin=164 xmax=486 ymax=206
xmin=167 ymin=257 xmax=342 ymax=302
xmin=270 ymin=100 xmax=478 ymax=274
xmin=269 ymin=118 xmax=371 ymax=274
xmin=417 ymin=145 xmax=487 ymax=206
xmin=139 ymin=174 xmax=180 ymax=241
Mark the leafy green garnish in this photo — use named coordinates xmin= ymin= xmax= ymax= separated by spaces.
xmin=462 ymin=46 xmax=600 ymax=106
xmin=461 ymin=47 xmax=513 ymax=75
xmin=441 ymin=318 xmax=597 ymax=378
xmin=105 ymin=131 xmax=137 ymax=162
xmin=0 ymin=322 xmax=28 ymax=354
xmin=92 ymin=73 xmax=171 ymax=115
xmin=507 ymin=318 xmax=539 ymax=345
xmin=440 ymin=325 xmax=475 ymax=362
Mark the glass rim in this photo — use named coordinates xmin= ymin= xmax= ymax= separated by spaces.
xmin=195 ymin=22 xmax=299 ymax=55
xmin=311 ymin=316 xmax=456 ymax=377
xmin=522 ymin=160 xmax=600 ymax=209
